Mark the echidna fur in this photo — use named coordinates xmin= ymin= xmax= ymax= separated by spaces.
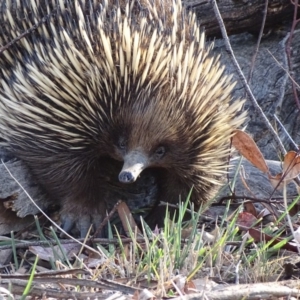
xmin=0 ymin=0 xmax=246 ymax=236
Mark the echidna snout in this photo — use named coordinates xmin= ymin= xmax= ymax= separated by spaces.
xmin=118 ymin=150 xmax=149 ymax=184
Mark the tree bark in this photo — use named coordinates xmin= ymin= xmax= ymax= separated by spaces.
xmin=184 ymin=0 xmax=294 ymax=38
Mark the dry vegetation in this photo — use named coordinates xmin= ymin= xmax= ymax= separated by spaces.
xmin=1 ymin=0 xmax=300 ymax=299
xmin=2 ymin=131 xmax=300 ymax=299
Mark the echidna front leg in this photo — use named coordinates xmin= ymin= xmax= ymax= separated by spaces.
xmin=55 ymin=161 xmax=110 ymax=237
xmin=15 ymin=151 xmax=108 ymax=237
xmin=60 ymin=199 xmax=107 ymax=237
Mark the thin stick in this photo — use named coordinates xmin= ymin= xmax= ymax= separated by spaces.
xmin=211 ymin=0 xmax=286 ymax=155
xmin=247 ymin=0 xmax=269 ymax=84
xmin=1 ymin=160 xmax=99 ymax=255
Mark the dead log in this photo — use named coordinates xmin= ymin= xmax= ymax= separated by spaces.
xmin=184 ymin=0 xmax=294 ymax=38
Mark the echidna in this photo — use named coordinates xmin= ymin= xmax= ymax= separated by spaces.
xmin=0 ymin=0 xmax=246 ymax=236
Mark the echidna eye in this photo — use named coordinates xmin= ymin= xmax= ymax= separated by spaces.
xmin=155 ymin=146 xmax=166 ymax=158
xmin=118 ymin=138 xmax=126 ymax=150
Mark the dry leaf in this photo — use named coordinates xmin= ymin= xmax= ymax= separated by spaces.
xmin=117 ymin=201 xmax=141 ymax=235
xmin=184 ymin=280 xmax=197 ymax=294
xmin=268 ymin=151 xmax=300 ymax=189
xmin=232 ymin=130 xmax=269 ymax=173
xmin=282 ymin=151 xmax=300 ymax=180
xmin=249 ymin=228 xmax=299 ymax=253
xmin=244 ymin=201 xmax=258 ymax=218
xmin=29 ymin=244 xmax=81 ymax=261
xmin=269 ymin=173 xmax=286 ymax=190
xmin=236 ymin=212 xmax=258 ymax=230
xmin=181 ymin=226 xmax=194 ymax=239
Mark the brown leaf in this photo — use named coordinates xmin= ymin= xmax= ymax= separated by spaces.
xmin=282 ymin=151 xmax=300 ymax=180
xmin=117 ymin=201 xmax=142 ymax=236
xmin=244 ymin=201 xmax=258 ymax=218
xmin=181 ymin=226 xmax=194 ymax=239
xmin=232 ymin=130 xmax=269 ymax=173
xmin=236 ymin=212 xmax=258 ymax=230
xmin=249 ymin=228 xmax=298 ymax=252
xmin=268 ymin=151 xmax=300 ymax=189
xmin=268 ymin=173 xmax=288 ymax=190
xmin=184 ymin=280 xmax=197 ymax=294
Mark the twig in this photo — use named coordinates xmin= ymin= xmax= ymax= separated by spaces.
xmin=0 ymin=9 xmax=57 ymax=54
xmin=285 ymin=0 xmax=300 ymax=111
xmin=1 ymin=160 xmax=99 ymax=255
xmin=283 ymin=183 xmax=300 ymax=254
xmin=92 ymin=200 xmax=122 ymax=239
xmin=247 ymin=0 xmax=269 ymax=84
xmin=274 ymin=114 xmax=298 ymax=150
xmin=0 ymin=236 xmax=147 ymax=250
xmin=234 ymin=260 xmax=241 ymax=285
xmin=211 ymin=0 xmax=286 ymax=156
xmin=275 ymin=32 xmax=290 ymax=113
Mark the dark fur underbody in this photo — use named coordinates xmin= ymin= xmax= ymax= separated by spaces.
xmin=21 ymin=151 xmax=180 ymax=233
xmin=84 ymin=157 xmax=159 ymax=212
